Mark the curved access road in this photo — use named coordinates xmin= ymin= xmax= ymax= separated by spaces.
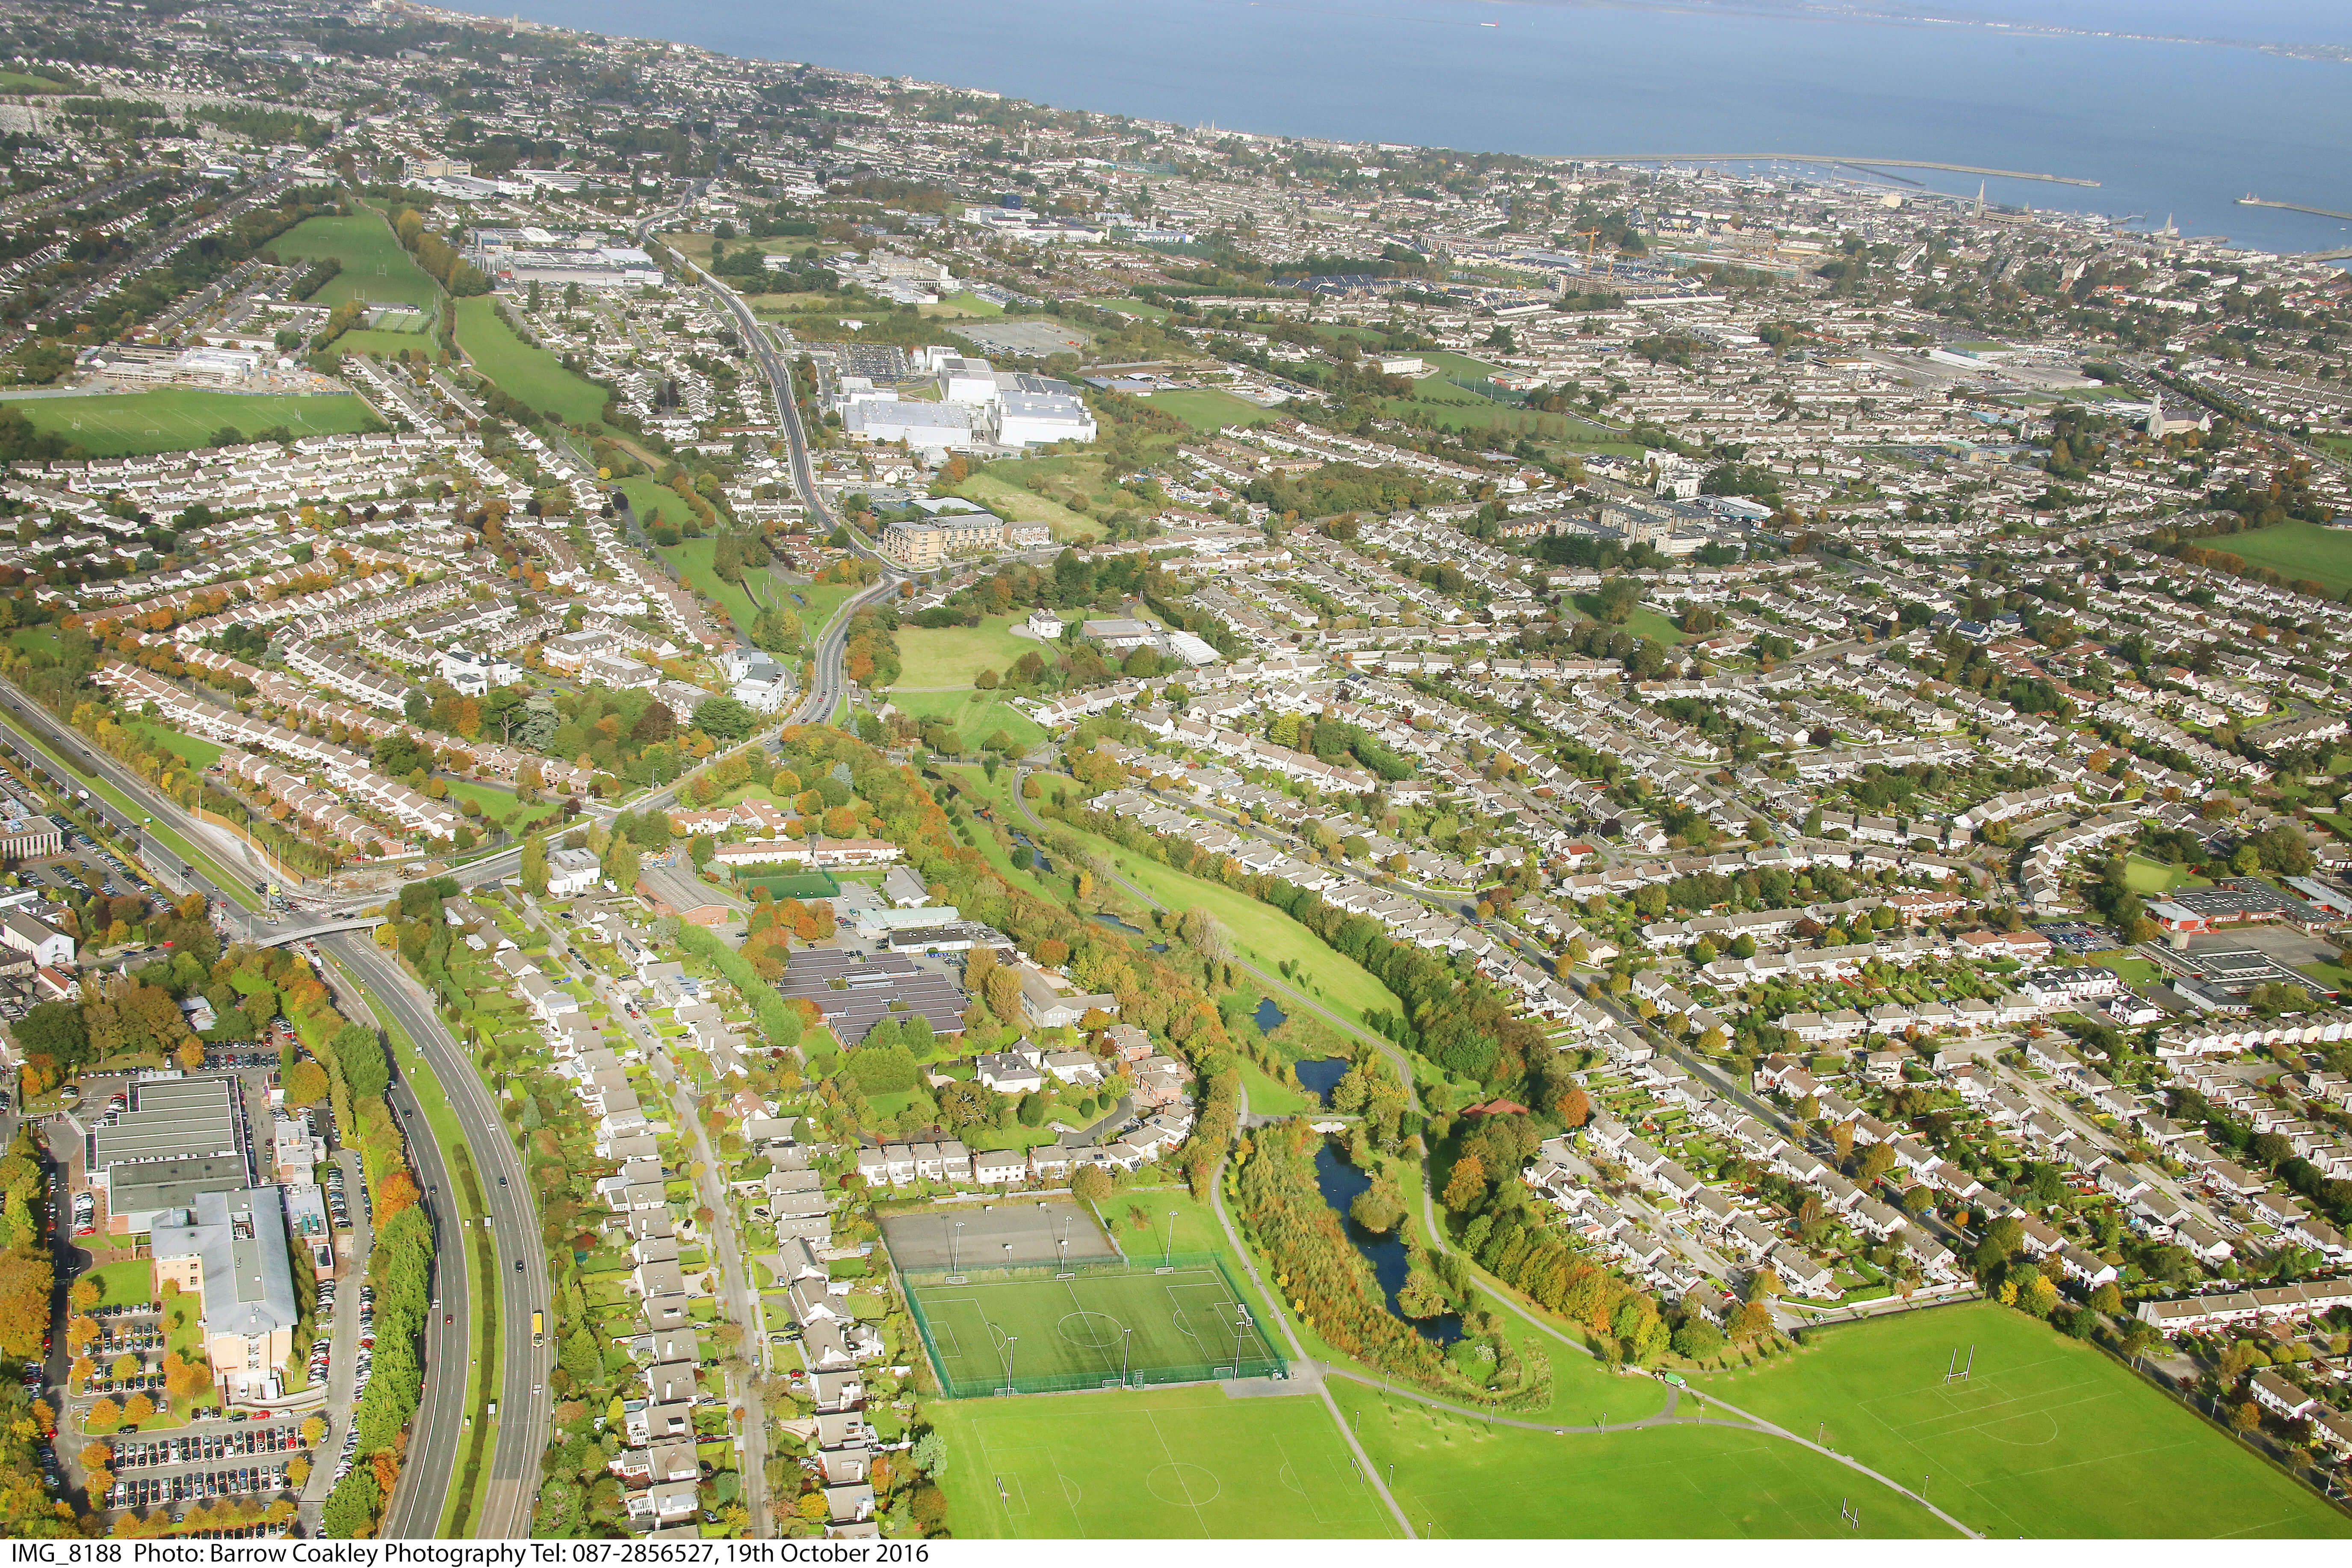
xmin=326 ymin=931 xmax=551 ymax=1539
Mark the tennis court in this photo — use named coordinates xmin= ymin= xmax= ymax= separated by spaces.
xmin=906 ymin=1254 xmax=1285 ymax=1397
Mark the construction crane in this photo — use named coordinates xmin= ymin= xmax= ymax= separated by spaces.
xmin=1570 ymin=227 xmax=1615 ymax=280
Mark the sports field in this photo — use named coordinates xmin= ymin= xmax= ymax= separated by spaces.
xmin=907 ymin=1258 xmax=1282 ymax=1397
xmin=269 ymin=212 xmax=440 ymax=310
xmin=2209 ymin=521 xmax=2352 ymax=598
xmin=1701 ymin=1302 xmax=2351 ymax=1538
xmin=929 ymin=1383 xmax=1399 ymax=1538
xmin=18 ymin=390 xmax=381 ymax=457
xmin=1351 ymin=1394 xmax=1951 ymax=1538
xmin=455 ymin=296 xmax=608 ymax=426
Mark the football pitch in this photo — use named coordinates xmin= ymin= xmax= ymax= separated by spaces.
xmin=906 ymin=1259 xmax=1283 ymax=1397
xmin=1704 ymin=1302 xmax=2352 ymax=1537
xmin=930 ymin=1383 xmax=1400 ymax=1538
xmin=20 ymin=390 xmax=382 ymax=457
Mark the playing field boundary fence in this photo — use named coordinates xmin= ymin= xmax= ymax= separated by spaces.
xmin=901 ymin=1251 xmax=1289 ymax=1398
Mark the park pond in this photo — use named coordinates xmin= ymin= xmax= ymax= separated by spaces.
xmin=1311 ymin=1143 xmax=1461 ymax=1345
xmin=1292 ymin=1057 xmax=1348 ymax=1102
xmin=1090 ymin=911 xmax=1167 ymax=951
xmin=1252 ymin=997 xmax=1287 ymax=1034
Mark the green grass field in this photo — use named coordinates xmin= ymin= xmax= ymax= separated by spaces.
xmin=1146 ymin=388 xmax=1282 ymax=431
xmin=1569 ymin=594 xmax=1691 ymax=645
xmin=909 ymin=1261 xmax=1280 ymax=1396
xmin=1700 ymin=1302 xmax=2352 ymax=1538
xmin=1239 ymin=1060 xmax=1312 ymax=1118
xmin=126 ymin=720 xmax=223 ymax=771
xmin=2216 ymin=521 xmax=2352 ymax=598
xmin=656 ymin=536 xmax=763 ymax=635
xmin=1040 ymin=805 xmax=1406 ymax=1032
xmin=85 ymin=1258 xmax=155 ymax=1309
xmin=893 ymin=688 xmax=1048 ymax=749
xmin=2122 ymin=855 xmax=2206 ymax=895
xmin=455 ymin=295 xmax=608 ymax=426
xmin=895 ymin=614 xmax=1037 ymax=689
xmin=270 ymin=212 xmax=440 ymax=311
xmin=1353 ymin=1395 xmax=1950 ymax=1538
xmin=930 ymin=1384 xmax=1399 ymax=1538
xmin=20 ymin=390 xmax=381 ymax=457
xmin=952 ymin=472 xmax=1102 ymax=541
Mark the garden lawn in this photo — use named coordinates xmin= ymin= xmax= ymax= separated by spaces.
xmin=1697 ymin=1301 xmax=2350 ymax=1538
xmin=269 ymin=212 xmax=440 ymax=310
xmin=1352 ymin=1394 xmax=1950 ymax=1538
xmin=19 ymin=390 xmax=380 ymax=457
xmin=1145 ymin=388 xmax=1280 ymax=431
xmin=894 ymin=614 xmax=1037 ymax=689
xmin=2216 ymin=521 xmax=2352 ymax=599
xmin=85 ymin=1258 xmax=155 ymax=1309
xmin=455 ymin=295 xmax=607 ymax=425
xmin=929 ymin=1383 xmax=1399 ymax=1538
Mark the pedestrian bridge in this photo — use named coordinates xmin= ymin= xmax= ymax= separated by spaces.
xmin=251 ymin=917 xmax=386 ymax=948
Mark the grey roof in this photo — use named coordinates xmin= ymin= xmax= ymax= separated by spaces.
xmin=149 ymin=1187 xmax=297 ymax=1340
xmin=92 ymin=1077 xmax=241 ymax=1169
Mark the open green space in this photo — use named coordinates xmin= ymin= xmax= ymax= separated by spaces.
xmin=455 ymin=295 xmax=608 ymax=426
xmin=269 ymin=212 xmax=440 ymax=310
xmin=894 ymin=614 xmax=1037 ymax=690
xmin=0 ymin=70 xmax=75 ymax=92
xmin=781 ymin=579 xmax=863 ymax=635
xmin=19 ymin=389 xmax=381 ymax=457
xmin=1144 ymin=388 xmax=1281 ymax=431
xmin=928 ymin=1382 xmax=1399 ymax=1538
xmin=1698 ymin=1301 xmax=2351 ymax=1538
xmin=656 ymin=536 xmax=765 ymax=635
xmin=1569 ymin=594 xmax=1690 ymax=646
xmin=125 ymin=720 xmax=223 ymax=771
xmin=1084 ymin=295 xmax=1172 ymax=322
xmin=2215 ymin=521 xmax=2352 ymax=598
xmin=925 ymin=292 xmax=1006 ymax=319
xmin=1238 ymin=1060 xmax=1310 ymax=1118
xmin=907 ymin=1258 xmax=1281 ymax=1397
xmin=2122 ymin=855 xmax=2206 ymax=895
xmin=1353 ymin=1395 xmax=1949 ymax=1538
xmin=952 ymin=473 xmax=1101 ymax=541
xmin=1036 ymin=800 xmax=1405 ymax=1033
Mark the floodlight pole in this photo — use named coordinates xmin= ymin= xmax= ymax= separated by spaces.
xmin=1122 ymin=1326 xmax=1132 ymax=1385
xmin=951 ymin=1220 xmax=963 ymax=1275
xmin=1164 ymin=1209 xmax=1176 ymax=1266
xmin=1004 ymin=1335 xmax=1018 ymax=1396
